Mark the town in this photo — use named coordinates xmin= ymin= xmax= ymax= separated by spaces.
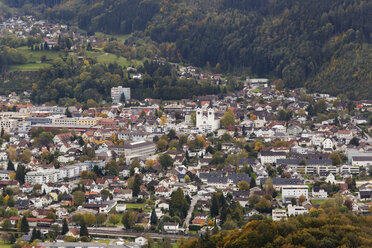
xmin=0 ymin=75 xmax=371 ymax=248
xmin=1 ymin=13 xmax=372 ymax=248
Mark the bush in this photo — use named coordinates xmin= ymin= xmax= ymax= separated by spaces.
xmin=133 ymin=225 xmax=145 ymax=231
xmin=188 ymin=225 xmax=201 ymax=231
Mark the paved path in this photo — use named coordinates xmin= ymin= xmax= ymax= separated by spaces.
xmin=183 ymin=195 xmax=201 ymax=231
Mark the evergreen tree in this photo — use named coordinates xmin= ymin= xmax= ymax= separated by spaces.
xmin=31 ymin=227 xmax=37 ymax=242
xmin=132 ymin=174 xmax=141 ymax=197
xmin=65 ymin=107 xmax=72 ymax=117
xmin=15 ymin=164 xmax=26 ymax=185
xmin=120 ymin=93 xmax=126 ymax=103
xmin=7 ymin=160 xmax=14 ymax=171
xmin=62 ymin=218 xmax=69 ymax=235
xmin=10 ymin=233 xmax=16 ymax=244
xmin=250 ymin=177 xmax=256 ymax=188
xmin=80 ymin=221 xmax=89 ymax=237
xmin=37 ymin=229 xmax=43 ymax=241
xmin=150 ymin=208 xmax=158 ymax=225
xmin=210 ymin=194 xmax=219 ymax=217
xmin=220 ymin=206 xmax=228 ymax=224
xmin=218 ymin=193 xmax=227 ymax=208
xmin=20 ymin=216 xmax=30 ymax=233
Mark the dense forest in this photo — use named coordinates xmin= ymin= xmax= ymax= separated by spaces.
xmin=180 ymin=212 xmax=372 ymax=248
xmin=3 ymin=0 xmax=372 ymax=99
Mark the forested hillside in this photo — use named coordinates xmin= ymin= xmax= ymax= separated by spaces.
xmin=180 ymin=213 xmax=372 ymax=248
xmin=3 ymin=0 xmax=372 ymax=99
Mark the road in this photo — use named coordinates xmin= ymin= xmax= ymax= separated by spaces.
xmin=183 ymin=195 xmax=201 ymax=231
xmin=87 ymin=228 xmax=195 ymax=240
xmin=40 ymin=225 xmax=194 ymax=241
xmin=356 ymin=125 xmax=372 ymax=143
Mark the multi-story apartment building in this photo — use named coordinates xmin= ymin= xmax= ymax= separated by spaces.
xmin=111 ymin=86 xmax=131 ymax=103
xmin=282 ymin=185 xmax=309 ymax=204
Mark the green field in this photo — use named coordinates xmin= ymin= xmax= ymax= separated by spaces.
xmin=9 ymin=63 xmax=51 ymax=71
xmin=16 ymin=46 xmax=65 ymax=63
xmin=85 ymin=51 xmax=143 ymax=67
xmin=10 ymin=46 xmax=144 ymax=72
xmin=311 ymin=199 xmax=330 ymax=205
xmin=95 ymin=32 xmax=130 ymax=42
xmin=125 ymin=203 xmax=146 ymax=209
xmin=0 ymin=243 xmax=12 ymax=248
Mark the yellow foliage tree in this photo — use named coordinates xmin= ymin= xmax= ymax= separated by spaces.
xmin=9 ymin=172 xmax=15 ymax=180
xmin=160 ymin=115 xmax=167 ymax=125
xmin=254 ymin=141 xmax=264 ymax=151
xmin=9 ymin=146 xmax=17 ymax=162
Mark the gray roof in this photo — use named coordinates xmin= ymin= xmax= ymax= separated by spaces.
xmin=277 ymin=159 xmax=332 ymax=165
xmin=260 ymin=177 xmax=303 ymax=185
xmin=352 ymin=156 xmax=372 ymax=161
xmin=228 ymin=174 xmax=251 ymax=184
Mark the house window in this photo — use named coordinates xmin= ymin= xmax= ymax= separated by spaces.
xmin=198 ymin=112 xmax=201 ymax=115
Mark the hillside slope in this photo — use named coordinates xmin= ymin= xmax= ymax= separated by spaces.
xmin=179 ymin=213 xmax=372 ymax=248
xmin=3 ymin=0 xmax=372 ymax=99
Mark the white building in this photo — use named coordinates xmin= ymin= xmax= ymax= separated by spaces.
xmin=134 ymin=237 xmax=147 ymax=246
xmin=163 ymin=222 xmax=179 ymax=233
xmin=0 ymin=170 xmax=10 ymax=180
xmin=25 ymin=168 xmax=59 ymax=184
xmin=196 ymin=107 xmax=220 ymax=133
xmin=111 ymin=86 xmax=131 ymax=103
xmin=322 ymin=138 xmax=333 ymax=149
xmin=287 ymin=205 xmax=309 ymax=216
xmin=0 ymin=119 xmax=18 ymax=132
xmin=259 ymin=151 xmax=286 ymax=164
xmin=59 ymin=164 xmax=82 ymax=180
xmin=109 ymin=140 xmax=156 ymax=163
xmin=340 ymin=165 xmax=360 ymax=175
xmin=272 ymin=209 xmax=287 ymax=221
xmin=282 ymin=185 xmax=309 ymax=204
xmin=312 ymin=187 xmax=328 ymax=199
xmin=352 ymin=156 xmax=372 ymax=167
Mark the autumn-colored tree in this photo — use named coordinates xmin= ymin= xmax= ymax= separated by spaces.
xmin=122 ymin=211 xmax=138 ymax=229
xmin=8 ymin=146 xmax=17 ymax=162
xmin=299 ymin=195 xmax=307 ymax=205
xmin=220 ymin=109 xmax=236 ymax=128
xmin=237 ymin=181 xmax=250 ymax=191
xmin=254 ymin=141 xmax=264 ymax=151
xmin=329 ymin=152 xmax=342 ymax=166
xmin=157 ymin=138 xmax=168 ymax=151
xmin=108 ymin=214 xmax=121 ymax=225
xmin=160 ymin=115 xmax=167 ymax=125
xmin=72 ymin=191 xmax=85 ymax=206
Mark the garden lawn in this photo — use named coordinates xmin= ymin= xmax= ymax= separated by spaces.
xmin=0 ymin=244 xmax=12 ymax=248
xmin=311 ymin=199 xmax=329 ymax=205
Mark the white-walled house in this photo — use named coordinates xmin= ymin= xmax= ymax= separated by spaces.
xmin=322 ymin=138 xmax=333 ymax=149
xmin=287 ymin=205 xmax=309 ymax=216
xmin=312 ymin=187 xmax=328 ymax=199
xmin=163 ymin=222 xmax=179 ymax=233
